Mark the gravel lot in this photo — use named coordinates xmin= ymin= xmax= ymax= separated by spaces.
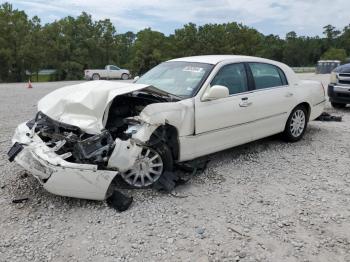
xmin=0 ymin=74 xmax=349 ymax=262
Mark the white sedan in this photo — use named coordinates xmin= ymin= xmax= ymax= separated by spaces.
xmin=9 ymin=55 xmax=325 ymax=200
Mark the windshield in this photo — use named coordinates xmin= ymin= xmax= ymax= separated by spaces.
xmin=136 ymin=61 xmax=214 ymax=98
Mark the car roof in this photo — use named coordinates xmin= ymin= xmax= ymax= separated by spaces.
xmin=168 ymin=55 xmax=277 ymax=65
xmin=168 ymin=55 xmax=299 ymax=85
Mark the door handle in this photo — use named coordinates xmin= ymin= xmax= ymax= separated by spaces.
xmin=285 ymin=92 xmax=294 ymax=97
xmin=239 ymin=98 xmax=252 ymax=107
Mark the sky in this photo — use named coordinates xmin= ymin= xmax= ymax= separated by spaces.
xmin=6 ymin=0 xmax=350 ymax=37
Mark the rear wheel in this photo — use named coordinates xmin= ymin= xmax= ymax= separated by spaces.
xmin=282 ymin=105 xmax=308 ymax=142
xmin=120 ymin=143 xmax=173 ymax=188
xmin=331 ymin=102 xmax=346 ymax=108
xmin=92 ymin=73 xmax=100 ymax=80
xmin=121 ymin=73 xmax=129 ymax=80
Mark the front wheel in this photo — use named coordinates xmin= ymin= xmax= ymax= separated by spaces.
xmin=331 ymin=102 xmax=346 ymax=109
xmin=282 ymin=105 xmax=308 ymax=142
xmin=121 ymin=73 xmax=129 ymax=80
xmin=120 ymin=143 xmax=173 ymax=188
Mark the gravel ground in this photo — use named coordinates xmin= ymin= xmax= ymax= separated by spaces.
xmin=0 ymin=74 xmax=349 ymax=262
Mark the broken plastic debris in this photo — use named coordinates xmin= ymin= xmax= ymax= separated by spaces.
xmin=176 ymin=158 xmax=209 ymax=174
xmin=12 ymin=197 xmax=29 ymax=204
xmin=153 ymin=171 xmax=180 ymax=192
xmin=106 ymin=190 xmax=133 ymax=212
xmin=315 ymin=112 xmax=342 ymax=122
xmin=153 ymin=159 xmax=210 ymax=192
xmin=152 ymin=171 xmax=191 ymax=192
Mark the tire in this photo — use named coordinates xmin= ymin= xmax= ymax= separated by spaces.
xmin=120 ymin=143 xmax=173 ymax=188
xmin=282 ymin=105 xmax=308 ymax=142
xmin=121 ymin=73 xmax=129 ymax=80
xmin=92 ymin=73 xmax=100 ymax=80
xmin=331 ymin=102 xmax=346 ymax=109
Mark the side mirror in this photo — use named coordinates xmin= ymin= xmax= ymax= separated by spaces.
xmin=202 ymin=85 xmax=229 ymax=101
xmin=133 ymin=76 xmax=140 ymax=83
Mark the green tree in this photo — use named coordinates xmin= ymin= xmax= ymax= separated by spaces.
xmin=116 ymin=31 xmax=136 ymax=68
xmin=173 ymin=23 xmax=199 ymax=57
xmin=22 ymin=16 xmax=45 ymax=81
xmin=130 ymin=28 xmax=172 ymax=75
xmin=258 ymin=34 xmax=285 ymax=61
xmin=321 ymin=48 xmax=347 ymax=62
xmin=338 ymin=24 xmax=350 ymax=55
xmin=0 ymin=3 xmax=32 ymax=81
xmin=323 ymin=25 xmax=340 ymax=41
xmin=2 ymin=2 xmax=350 ymax=83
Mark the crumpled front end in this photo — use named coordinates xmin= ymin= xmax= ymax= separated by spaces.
xmin=8 ymin=81 xmax=193 ymax=200
xmin=8 ymin=109 xmax=164 ymax=200
xmin=10 ymin=120 xmax=118 ymax=200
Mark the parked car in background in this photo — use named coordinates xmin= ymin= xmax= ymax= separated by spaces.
xmin=328 ymin=63 xmax=350 ymax=108
xmin=84 ymin=65 xmax=130 ymax=80
xmin=9 ymin=55 xmax=325 ymax=201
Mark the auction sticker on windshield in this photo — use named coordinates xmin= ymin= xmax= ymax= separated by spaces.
xmin=182 ymin=66 xmax=204 ymax=73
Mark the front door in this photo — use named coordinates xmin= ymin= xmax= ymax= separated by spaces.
xmin=109 ymin=66 xmax=122 ymax=79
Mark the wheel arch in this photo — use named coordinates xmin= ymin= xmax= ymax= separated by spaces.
xmin=148 ymin=124 xmax=180 ymax=161
xmin=92 ymin=73 xmax=100 ymax=80
xmin=295 ymin=102 xmax=311 ymax=121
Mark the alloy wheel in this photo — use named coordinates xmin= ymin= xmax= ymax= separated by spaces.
xmin=290 ymin=109 xmax=306 ymax=137
xmin=120 ymin=147 xmax=163 ymax=187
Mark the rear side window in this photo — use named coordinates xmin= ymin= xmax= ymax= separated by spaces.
xmin=211 ymin=63 xmax=248 ymax=95
xmin=249 ymin=63 xmax=287 ymax=89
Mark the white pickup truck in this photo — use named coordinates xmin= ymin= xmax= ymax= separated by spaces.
xmin=84 ymin=65 xmax=130 ymax=80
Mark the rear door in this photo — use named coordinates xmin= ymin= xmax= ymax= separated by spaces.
xmin=246 ymin=62 xmax=297 ymax=139
xmin=194 ymin=63 xmax=257 ymax=156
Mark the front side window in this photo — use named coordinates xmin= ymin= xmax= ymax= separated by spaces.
xmin=210 ymin=63 xmax=248 ymax=95
xmin=249 ymin=63 xmax=287 ymax=89
xmin=136 ymin=61 xmax=214 ymax=98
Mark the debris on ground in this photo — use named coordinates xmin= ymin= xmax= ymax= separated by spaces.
xmin=12 ymin=197 xmax=29 ymax=204
xmin=106 ymin=190 xmax=133 ymax=212
xmin=152 ymin=171 xmax=186 ymax=192
xmin=19 ymin=172 xmax=28 ymax=179
xmin=195 ymin=227 xmax=206 ymax=239
xmin=315 ymin=112 xmax=342 ymax=122
xmin=153 ymin=158 xmax=210 ymax=192
xmin=176 ymin=158 xmax=209 ymax=175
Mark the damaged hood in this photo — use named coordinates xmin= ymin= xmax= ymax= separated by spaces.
xmin=38 ymin=81 xmax=151 ymax=134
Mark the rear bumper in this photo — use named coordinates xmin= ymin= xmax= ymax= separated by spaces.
xmin=328 ymin=84 xmax=350 ymax=104
xmin=9 ymin=123 xmax=118 ymax=200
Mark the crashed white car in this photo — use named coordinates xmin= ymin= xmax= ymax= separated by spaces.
xmin=9 ymin=55 xmax=325 ymax=201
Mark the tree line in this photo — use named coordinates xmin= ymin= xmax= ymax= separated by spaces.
xmin=0 ymin=2 xmax=349 ymax=82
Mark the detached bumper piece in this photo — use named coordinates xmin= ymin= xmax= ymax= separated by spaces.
xmin=8 ymin=142 xmax=24 ymax=162
xmin=106 ymin=190 xmax=133 ymax=212
xmin=9 ymin=122 xmax=118 ymax=201
xmin=315 ymin=112 xmax=342 ymax=122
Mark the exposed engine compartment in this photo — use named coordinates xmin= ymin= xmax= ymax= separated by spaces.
xmin=28 ymin=91 xmax=168 ymax=168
